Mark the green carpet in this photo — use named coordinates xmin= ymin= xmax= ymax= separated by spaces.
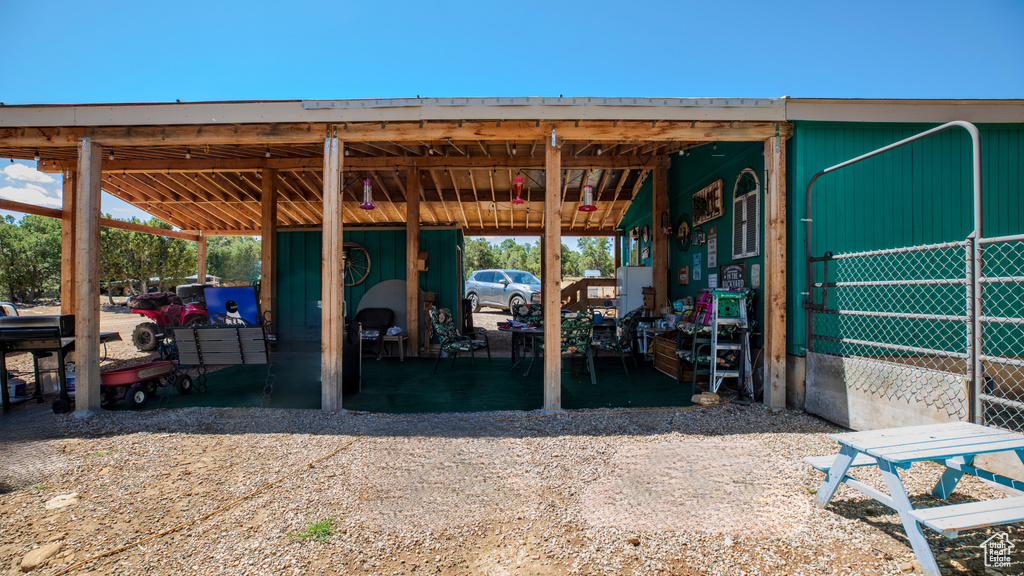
xmin=140 ymin=355 xmax=695 ymax=413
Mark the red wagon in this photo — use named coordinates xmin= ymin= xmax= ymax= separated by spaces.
xmin=100 ymin=360 xmax=192 ymax=410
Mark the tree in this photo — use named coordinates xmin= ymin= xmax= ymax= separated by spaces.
xmin=206 ymin=236 xmax=261 ymax=285
xmin=561 ymin=242 xmax=582 ymax=277
xmin=577 ymin=237 xmax=615 ymax=276
xmin=464 ymin=237 xmax=498 ymax=274
xmin=100 ymin=217 xmax=196 ymax=295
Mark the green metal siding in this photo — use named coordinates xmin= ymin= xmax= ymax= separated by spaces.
xmin=788 ymin=122 xmax=1024 ymax=356
xmin=668 ymin=142 xmax=765 ymax=343
xmin=275 ymin=228 xmax=465 ymax=340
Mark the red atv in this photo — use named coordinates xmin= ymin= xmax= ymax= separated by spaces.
xmin=128 ymin=291 xmax=208 ymax=351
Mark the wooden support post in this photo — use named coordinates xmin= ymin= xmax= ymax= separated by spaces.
xmin=196 ymin=234 xmax=207 ymax=284
xmin=321 ymin=135 xmax=345 ymax=412
xmin=261 ymin=168 xmax=278 ymax=320
xmin=406 ymin=168 xmax=421 ymax=356
xmin=60 ymin=171 xmax=77 ymax=315
xmin=74 ymin=140 xmax=102 ymax=414
xmin=764 ymin=135 xmax=787 ymax=411
xmin=613 ymin=231 xmax=621 ymax=271
xmin=652 ymin=161 xmax=669 ymax=312
xmin=543 ymin=130 xmax=563 ymax=413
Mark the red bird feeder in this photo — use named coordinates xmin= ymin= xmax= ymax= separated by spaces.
xmin=511 ymin=176 xmax=525 ymax=205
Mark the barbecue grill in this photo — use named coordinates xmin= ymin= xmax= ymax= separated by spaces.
xmin=0 ymin=315 xmax=75 ymax=413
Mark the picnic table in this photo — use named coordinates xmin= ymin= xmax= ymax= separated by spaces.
xmin=807 ymin=422 xmax=1024 ymax=576
xmin=497 ymin=324 xmax=543 ymax=376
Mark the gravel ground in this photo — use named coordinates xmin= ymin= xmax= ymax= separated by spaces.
xmin=2 ymin=403 xmax=1022 ymax=576
xmin=3 ymin=302 xmax=1022 ymax=575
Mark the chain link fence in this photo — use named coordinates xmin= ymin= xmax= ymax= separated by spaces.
xmin=808 ymin=240 xmax=973 ymax=421
xmin=978 ymin=234 xmax=1024 ymax=431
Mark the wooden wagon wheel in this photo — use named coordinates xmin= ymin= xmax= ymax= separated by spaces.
xmin=342 ymin=242 xmax=371 ymax=286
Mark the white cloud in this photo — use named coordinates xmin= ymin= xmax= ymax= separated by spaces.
xmin=3 ymin=163 xmax=56 ymax=184
xmin=0 ymin=183 xmax=62 ymax=208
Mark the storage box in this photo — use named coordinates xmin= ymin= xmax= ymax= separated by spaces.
xmin=652 ymin=332 xmax=680 ymax=380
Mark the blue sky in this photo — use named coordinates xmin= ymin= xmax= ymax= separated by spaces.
xmin=1 ymin=0 xmax=1021 ymax=245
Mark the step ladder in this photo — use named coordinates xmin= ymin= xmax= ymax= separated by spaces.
xmin=689 ymin=290 xmax=752 ymax=395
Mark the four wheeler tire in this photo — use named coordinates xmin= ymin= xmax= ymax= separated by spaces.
xmin=132 ymin=322 xmax=161 ymax=352
xmin=127 ymin=383 xmax=150 ymax=410
xmin=468 ymin=293 xmax=480 ymax=313
xmin=508 ymin=294 xmax=526 ymax=313
xmin=51 ymin=398 xmax=71 ymax=414
xmin=174 ymin=374 xmax=193 ymax=395
xmin=184 ymin=314 xmax=207 ymax=328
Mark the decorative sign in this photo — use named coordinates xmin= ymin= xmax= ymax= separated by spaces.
xmin=752 ymin=264 xmax=761 ymax=289
xmin=693 ymin=253 xmax=702 ymax=281
xmin=707 ymin=226 xmax=718 ymax=269
xmin=641 ymin=246 xmax=650 ymax=260
xmin=642 ymin=225 xmax=651 ymax=242
xmin=677 ymin=266 xmax=690 ymax=285
xmin=720 ymin=262 xmax=747 ymax=290
xmin=691 ymin=226 xmax=707 ymax=247
xmin=676 ymin=214 xmax=691 ymax=251
xmin=692 ymin=179 xmax=724 ymax=225
xmin=708 ymin=273 xmax=718 ymax=289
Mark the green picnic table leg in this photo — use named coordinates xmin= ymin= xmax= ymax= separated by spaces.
xmin=878 ymin=459 xmax=941 ymax=576
xmin=814 ymin=445 xmax=858 ymax=508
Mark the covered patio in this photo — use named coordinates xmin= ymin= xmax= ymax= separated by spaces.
xmin=0 ymin=97 xmax=790 ymax=414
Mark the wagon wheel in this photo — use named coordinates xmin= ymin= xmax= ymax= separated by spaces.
xmin=342 ymin=242 xmax=371 ymax=287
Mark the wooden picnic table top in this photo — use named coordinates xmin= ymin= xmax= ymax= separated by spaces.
xmin=828 ymin=421 xmax=1024 ymax=464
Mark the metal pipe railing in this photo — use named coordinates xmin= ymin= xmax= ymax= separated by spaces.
xmin=803 ymin=120 xmax=983 ymax=420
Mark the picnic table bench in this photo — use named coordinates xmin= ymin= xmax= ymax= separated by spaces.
xmin=807 ymin=422 xmax=1024 ymax=576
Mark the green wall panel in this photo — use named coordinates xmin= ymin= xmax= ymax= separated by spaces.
xmin=275 ymin=228 xmax=465 ymax=341
xmin=617 ymin=176 xmax=653 ymax=266
xmin=788 ymin=122 xmax=1024 ymax=356
xmin=668 ymin=142 xmax=766 ymax=345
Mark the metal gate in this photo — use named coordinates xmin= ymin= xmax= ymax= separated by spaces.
xmin=804 ymin=121 xmax=1024 ymax=431
xmin=978 ymin=234 xmax=1024 ymax=430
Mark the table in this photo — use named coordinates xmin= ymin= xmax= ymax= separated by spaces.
xmin=497 ymin=325 xmax=543 ymax=376
xmin=638 ymin=326 xmax=673 ymax=359
xmin=381 ymin=333 xmax=408 ymax=361
xmin=809 ymin=422 xmax=1024 ymax=575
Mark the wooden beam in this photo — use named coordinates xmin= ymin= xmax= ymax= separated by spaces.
xmin=4 ymin=121 xmax=791 ymax=147
xmin=261 ymin=168 xmax=278 ymax=320
xmin=543 ymin=129 xmax=563 ymax=414
xmin=60 ymin=171 xmax=76 ymax=315
xmin=74 ymin=139 xmax=102 ymax=413
xmin=652 ymin=162 xmax=669 ymax=312
xmin=197 ymin=234 xmax=207 ymax=284
xmin=764 ymin=135 xmax=787 ymax=411
xmin=406 ymin=168 xmax=421 ymax=357
xmin=0 ymin=198 xmax=201 ymax=240
xmin=321 ymin=135 xmax=345 ymax=412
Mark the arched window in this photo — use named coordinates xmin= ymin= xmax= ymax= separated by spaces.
xmin=732 ymin=168 xmax=760 ymax=259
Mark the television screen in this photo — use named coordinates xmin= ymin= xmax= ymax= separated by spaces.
xmin=204 ymin=287 xmax=261 ymax=326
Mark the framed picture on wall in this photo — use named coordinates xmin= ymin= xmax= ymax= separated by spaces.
xmin=677 ymin=266 xmax=690 ymax=286
xmin=720 ymin=262 xmax=747 ymax=289
xmin=692 ymin=179 xmax=724 ymax=226
xmin=641 ymin=246 xmax=651 ymax=260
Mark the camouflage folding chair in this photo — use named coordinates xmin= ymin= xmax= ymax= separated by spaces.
xmin=429 ymin=307 xmax=491 ymax=373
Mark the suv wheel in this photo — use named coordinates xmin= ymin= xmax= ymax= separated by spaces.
xmin=468 ymin=293 xmax=480 ymax=313
xmin=508 ymin=295 xmax=525 ymax=312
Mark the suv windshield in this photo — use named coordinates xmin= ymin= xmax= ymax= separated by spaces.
xmin=506 ymin=271 xmax=540 ymax=284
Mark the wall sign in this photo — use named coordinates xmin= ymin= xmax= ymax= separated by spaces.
xmin=691 ymin=226 xmax=706 ymax=247
xmin=752 ymin=264 xmax=761 ymax=289
xmin=720 ymin=262 xmax=747 ymax=290
xmin=641 ymin=246 xmax=650 ymax=260
xmin=677 ymin=266 xmax=690 ymax=286
xmin=676 ymin=215 xmax=691 ymax=251
xmin=692 ymin=179 xmax=724 ymax=225
xmin=693 ymin=253 xmax=702 ymax=281
xmin=708 ymin=273 xmax=718 ymax=289
xmin=707 ymin=226 xmax=718 ymax=269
